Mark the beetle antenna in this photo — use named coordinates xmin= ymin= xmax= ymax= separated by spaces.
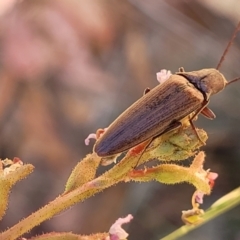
xmin=217 ymin=21 xmax=240 ymax=70
xmin=227 ymin=77 xmax=240 ymax=86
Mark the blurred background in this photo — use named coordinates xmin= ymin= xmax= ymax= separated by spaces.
xmin=0 ymin=0 xmax=240 ymax=239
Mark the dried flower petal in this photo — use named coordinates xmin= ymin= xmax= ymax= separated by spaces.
xmin=182 ymin=208 xmax=204 ymax=225
xmin=2 ymin=158 xmax=23 ymax=176
xmin=101 ymin=155 xmax=118 ymax=166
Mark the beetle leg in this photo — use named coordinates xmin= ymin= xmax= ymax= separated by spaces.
xmin=189 ymin=118 xmax=205 ymax=145
xmin=146 ymin=122 xmax=183 ymax=150
xmin=190 ymin=100 xmax=209 ymax=121
xmin=143 ymin=87 xmax=151 ymax=95
xmin=179 ymin=67 xmax=185 ymax=72
xmin=200 ymin=106 xmax=216 ymax=119
xmin=133 ymin=121 xmax=182 ymax=168
xmin=145 ymin=122 xmax=183 ymax=149
xmin=188 ymin=100 xmax=210 ymax=145
xmin=158 ymin=121 xmax=183 ymax=136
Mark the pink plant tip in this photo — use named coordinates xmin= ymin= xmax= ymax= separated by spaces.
xmin=109 ymin=214 xmax=133 ymax=240
xmin=85 ymin=133 xmax=97 ymax=145
xmin=195 ymin=191 xmax=204 ymax=204
xmin=156 ymin=69 xmax=172 ymax=84
xmin=207 ymin=172 xmax=218 ymax=188
xmin=85 ymin=128 xmax=108 ymax=145
xmin=194 ymin=171 xmax=218 ymax=205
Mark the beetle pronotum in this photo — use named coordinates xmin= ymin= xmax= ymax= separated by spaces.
xmin=94 ymin=21 xmax=240 ymax=158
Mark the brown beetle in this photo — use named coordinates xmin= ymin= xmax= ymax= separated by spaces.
xmin=94 ymin=22 xmax=240 ymax=158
